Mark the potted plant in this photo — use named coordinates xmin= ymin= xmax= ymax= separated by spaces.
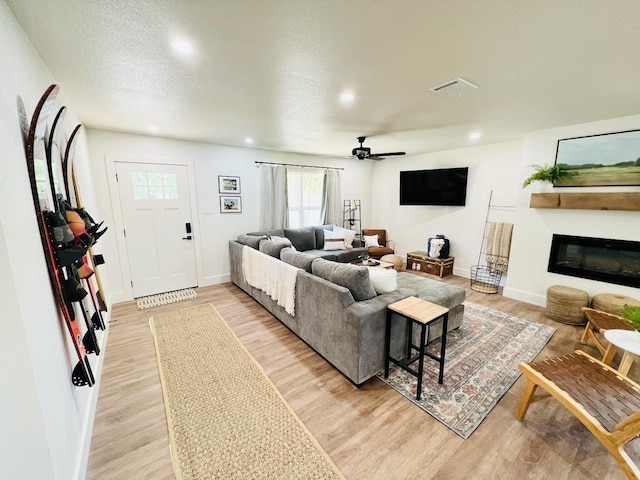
xmin=358 ymin=251 xmax=370 ymax=265
xmin=522 ymin=164 xmax=575 ymax=190
xmin=621 ymin=305 xmax=640 ymax=336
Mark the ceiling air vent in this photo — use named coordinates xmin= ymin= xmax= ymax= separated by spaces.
xmin=428 ymin=78 xmax=478 ymax=98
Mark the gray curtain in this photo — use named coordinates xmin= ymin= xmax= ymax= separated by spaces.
xmin=321 ymin=169 xmax=342 ymax=225
xmin=259 ymin=164 xmax=289 ymax=230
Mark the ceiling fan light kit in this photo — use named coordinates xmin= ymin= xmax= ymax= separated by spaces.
xmin=350 ymin=136 xmax=405 ymax=161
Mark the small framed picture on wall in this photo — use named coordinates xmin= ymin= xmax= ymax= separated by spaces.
xmin=218 ymin=175 xmax=241 ymax=194
xmin=220 ymin=196 xmax=242 ymax=213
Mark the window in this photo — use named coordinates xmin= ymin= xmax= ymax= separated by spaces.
xmin=132 ymin=172 xmax=178 ymax=199
xmin=287 ymin=168 xmax=324 ymax=228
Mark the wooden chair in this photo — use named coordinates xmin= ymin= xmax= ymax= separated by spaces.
xmin=581 ymin=307 xmax=634 ymax=364
xmin=517 ymin=350 xmax=640 ymax=479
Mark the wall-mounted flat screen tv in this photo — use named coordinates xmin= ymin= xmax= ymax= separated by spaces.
xmin=399 ymin=167 xmax=468 ymax=206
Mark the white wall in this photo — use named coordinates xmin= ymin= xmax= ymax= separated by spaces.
xmin=505 ymin=114 xmax=640 ymax=305
xmin=370 ymin=140 xmax=523 ymax=276
xmin=0 ymin=2 xmax=106 ymax=479
xmin=86 ymin=129 xmax=374 ymax=302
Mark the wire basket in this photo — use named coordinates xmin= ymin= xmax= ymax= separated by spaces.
xmin=470 ymin=265 xmax=502 ymax=294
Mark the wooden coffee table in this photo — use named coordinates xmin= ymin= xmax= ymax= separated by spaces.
xmin=384 ymin=296 xmax=449 ymax=400
xmin=352 ymin=259 xmax=394 ymax=269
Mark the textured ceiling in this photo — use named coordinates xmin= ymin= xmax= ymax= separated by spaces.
xmin=7 ymin=0 xmax=640 ymax=159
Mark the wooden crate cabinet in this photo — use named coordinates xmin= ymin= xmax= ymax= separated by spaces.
xmin=406 ymin=251 xmax=454 ymax=278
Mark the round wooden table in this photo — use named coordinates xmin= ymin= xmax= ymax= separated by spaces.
xmin=604 ymin=329 xmax=640 ymax=376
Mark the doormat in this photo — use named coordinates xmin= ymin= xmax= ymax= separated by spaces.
xmin=137 ymin=288 xmax=197 ymax=310
xmin=378 ymin=301 xmax=556 ymax=439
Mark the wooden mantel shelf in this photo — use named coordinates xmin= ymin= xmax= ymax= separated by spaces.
xmin=530 ymin=192 xmax=640 ymax=211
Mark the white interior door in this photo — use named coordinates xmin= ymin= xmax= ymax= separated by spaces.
xmin=115 ymin=162 xmax=197 ymax=298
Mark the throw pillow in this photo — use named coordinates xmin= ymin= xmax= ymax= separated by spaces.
xmin=322 ymin=229 xmax=346 ymax=251
xmin=363 ymin=234 xmax=380 ymax=248
xmin=258 ymin=236 xmax=292 ymax=258
xmin=367 ymin=267 xmax=398 ymax=294
xmin=333 ymin=226 xmax=356 ymax=249
xmin=311 ymin=258 xmax=377 ymax=301
xmin=284 ymin=226 xmax=316 ymax=251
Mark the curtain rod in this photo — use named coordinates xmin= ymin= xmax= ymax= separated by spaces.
xmin=254 ymin=161 xmax=344 ymax=171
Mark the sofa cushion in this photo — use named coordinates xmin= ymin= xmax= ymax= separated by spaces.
xmin=313 ymin=225 xmax=334 ymax=248
xmin=280 ymin=248 xmax=316 ymax=273
xmin=333 ymin=247 xmax=368 ymax=263
xmin=258 ymin=236 xmax=292 ymax=258
xmin=368 ymin=267 xmax=398 ymax=294
xmin=304 ymin=250 xmax=338 ymax=261
xmin=236 ymin=234 xmax=264 ymax=249
xmin=284 ymin=226 xmax=316 ymax=251
xmin=322 ymin=229 xmax=346 ymax=250
xmin=312 ymin=258 xmax=376 ymax=301
xmin=246 ymin=228 xmax=285 ymax=238
xmin=396 ymin=272 xmax=466 ymax=309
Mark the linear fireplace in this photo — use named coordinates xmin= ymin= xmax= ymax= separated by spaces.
xmin=548 ymin=234 xmax=640 ymax=288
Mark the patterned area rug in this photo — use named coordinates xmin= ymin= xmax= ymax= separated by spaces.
xmin=378 ymin=301 xmax=556 ymax=439
xmin=150 ymin=304 xmax=345 ymax=480
xmin=137 ymin=288 xmax=197 ymax=310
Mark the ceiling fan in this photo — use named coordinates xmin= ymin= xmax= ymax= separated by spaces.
xmin=350 ymin=136 xmax=406 ymax=160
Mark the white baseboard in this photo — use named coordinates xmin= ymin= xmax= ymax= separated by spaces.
xmin=200 ymin=273 xmax=231 ymax=287
xmin=502 ymin=286 xmax=546 ymax=307
xmin=453 ymin=266 xmax=470 ymax=278
xmin=73 ymin=303 xmax=111 ymax=480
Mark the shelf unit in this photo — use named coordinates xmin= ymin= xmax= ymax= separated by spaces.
xmin=530 ymin=193 xmax=640 ymax=211
xmin=343 ymin=199 xmax=361 ymax=238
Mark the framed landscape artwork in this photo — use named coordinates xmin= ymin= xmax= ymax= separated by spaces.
xmin=220 ymin=196 xmax=242 ymax=213
xmin=553 ymin=129 xmax=640 ymax=187
xmin=218 ymin=175 xmax=241 ymax=194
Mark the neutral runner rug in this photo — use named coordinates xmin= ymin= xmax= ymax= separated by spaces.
xmin=378 ymin=301 xmax=556 ymax=439
xmin=137 ymin=288 xmax=197 ymax=310
xmin=150 ymin=303 xmax=345 ymax=480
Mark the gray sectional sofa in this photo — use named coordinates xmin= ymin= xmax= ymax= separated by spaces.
xmin=229 ymin=225 xmax=466 ymax=386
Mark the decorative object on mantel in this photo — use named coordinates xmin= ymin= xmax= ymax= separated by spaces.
xmin=553 ymin=129 xmax=640 ymax=187
xmin=522 ymin=164 xmax=575 ymax=190
xmin=529 ymin=192 xmax=640 ymax=211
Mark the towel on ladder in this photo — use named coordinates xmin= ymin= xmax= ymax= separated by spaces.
xmin=242 ymin=245 xmax=299 ymax=315
xmin=485 ymin=222 xmax=513 ymax=273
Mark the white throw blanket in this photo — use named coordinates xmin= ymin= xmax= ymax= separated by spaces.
xmin=242 ymin=246 xmax=299 ymax=316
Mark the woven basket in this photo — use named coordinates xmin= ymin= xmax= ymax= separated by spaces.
xmin=546 ymin=285 xmax=589 ymax=325
xmin=592 ymin=293 xmax=640 ymax=316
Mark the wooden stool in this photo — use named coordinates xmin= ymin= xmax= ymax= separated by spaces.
xmin=380 ymin=254 xmax=403 ymax=271
xmin=581 ymin=307 xmax=633 ymax=364
xmin=592 ymin=293 xmax=640 ymax=317
xmin=546 ymin=285 xmax=589 ymax=325
xmin=517 ymin=350 xmax=640 ymax=479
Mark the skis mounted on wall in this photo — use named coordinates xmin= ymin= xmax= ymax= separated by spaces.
xmin=23 ymin=84 xmax=95 ymax=386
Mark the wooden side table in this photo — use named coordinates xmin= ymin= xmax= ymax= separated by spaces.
xmin=384 ymin=296 xmax=449 ymax=400
xmin=406 ymin=251 xmax=454 ymax=278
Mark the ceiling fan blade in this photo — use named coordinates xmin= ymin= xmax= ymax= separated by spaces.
xmin=374 ymin=151 xmax=406 ymax=157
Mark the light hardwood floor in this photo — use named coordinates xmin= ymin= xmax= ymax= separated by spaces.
xmin=87 ymin=273 xmax=640 ymax=479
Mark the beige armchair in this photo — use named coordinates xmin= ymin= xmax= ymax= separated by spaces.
xmin=361 ymin=229 xmax=394 ymax=259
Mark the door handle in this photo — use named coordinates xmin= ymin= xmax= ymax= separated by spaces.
xmin=182 ymin=235 xmax=192 ymax=240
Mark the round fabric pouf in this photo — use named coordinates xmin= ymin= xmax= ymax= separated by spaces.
xmin=592 ymin=293 xmax=640 ymax=316
xmin=546 ymin=285 xmax=589 ymax=325
xmin=381 ymin=254 xmax=403 ymax=271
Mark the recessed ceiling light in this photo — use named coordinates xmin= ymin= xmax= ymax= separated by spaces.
xmin=244 ymin=137 xmax=254 ymax=144
xmin=339 ymin=90 xmax=355 ymax=105
xmin=469 ymin=131 xmax=481 ymax=140
xmin=171 ymin=37 xmax=195 ymax=59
